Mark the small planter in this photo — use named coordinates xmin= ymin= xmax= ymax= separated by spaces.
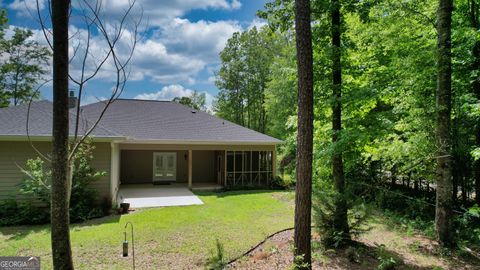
xmin=120 ymin=203 xmax=130 ymax=214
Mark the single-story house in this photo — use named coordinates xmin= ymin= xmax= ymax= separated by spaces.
xmin=0 ymin=98 xmax=282 ymax=204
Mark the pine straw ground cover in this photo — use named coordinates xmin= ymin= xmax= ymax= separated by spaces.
xmin=229 ymin=216 xmax=480 ymax=270
xmin=0 ymin=190 xmax=294 ymax=270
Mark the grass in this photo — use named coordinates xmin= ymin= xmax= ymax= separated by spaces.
xmin=0 ymin=190 xmax=294 ymax=270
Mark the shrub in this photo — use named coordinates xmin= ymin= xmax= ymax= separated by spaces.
xmin=375 ymin=245 xmax=399 ymax=270
xmin=455 ymin=205 xmax=480 ymax=249
xmin=0 ymin=199 xmax=49 ymax=226
xmin=0 ymin=140 xmax=107 ymax=226
xmin=19 ymin=158 xmax=51 ymax=205
xmin=270 ymin=175 xmax=293 ymax=190
xmin=204 ymin=239 xmax=227 ymax=270
xmin=313 ymin=181 xmax=371 ymax=248
xmin=288 ymin=254 xmax=310 ymax=270
xmin=68 ymin=142 xmax=106 ymax=222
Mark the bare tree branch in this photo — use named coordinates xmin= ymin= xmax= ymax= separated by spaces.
xmin=26 ymin=79 xmax=52 ymax=162
xmin=67 ymin=0 xmax=142 ymax=160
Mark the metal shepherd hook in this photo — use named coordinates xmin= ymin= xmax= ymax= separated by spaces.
xmin=123 ymin=221 xmax=135 ymax=270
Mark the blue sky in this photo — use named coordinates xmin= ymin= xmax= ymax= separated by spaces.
xmin=1 ymin=0 xmax=267 ymax=108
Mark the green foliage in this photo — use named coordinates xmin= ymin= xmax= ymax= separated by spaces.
xmin=216 ymin=0 xmax=480 ymax=250
xmin=214 ymin=26 xmax=284 ymax=134
xmin=204 ymin=239 xmax=227 ymax=270
xmin=455 ymin=205 xmax=480 ymax=248
xmin=19 ymin=158 xmax=51 ymax=205
xmin=173 ymin=90 xmax=207 ymax=111
xmin=69 ymin=142 xmax=107 ymax=222
xmin=0 ymin=199 xmax=49 ymax=226
xmin=289 ymin=254 xmax=310 ymax=270
xmin=0 ymin=141 xmax=107 ymax=225
xmin=0 ymin=11 xmax=50 ymax=107
xmin=313 ymin=180 xmax=371 ymax=248
xmin=375 ymin=244 xmax=398 ymax=270
xmin=345 ymin=246 xmax=360 ymax=263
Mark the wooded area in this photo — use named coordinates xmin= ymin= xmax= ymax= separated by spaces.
xmin=1 ymin=0 xmax=480 ymax=268
xmin=214 ymin=0 xmax=480 ymax=266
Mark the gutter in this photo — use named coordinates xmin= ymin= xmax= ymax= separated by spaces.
xmin=0 ymin=135 xmax=126 ymax=142
xmin=112 ymin=138 xmax=284 ymax=146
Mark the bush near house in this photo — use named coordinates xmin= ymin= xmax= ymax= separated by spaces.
xmin=0 ymin=141 xmax=107 ymax=226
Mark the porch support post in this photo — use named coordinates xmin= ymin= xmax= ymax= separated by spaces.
xmin=188 ymin=149 xmax=192 ymax=189
xmin=224 ymin=150 xmax=227 ymax=186
xmin=110 ymin=142 xmax=120 ymax=205
xmin=272 ymin=146 xmax=277 ymax=179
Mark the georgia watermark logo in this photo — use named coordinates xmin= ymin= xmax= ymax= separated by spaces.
xmin=0 ymin=257 xmax=40 ymax=270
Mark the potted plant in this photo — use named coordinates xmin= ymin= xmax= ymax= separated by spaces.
xmin=120 ymin=202 xmax=130 ymax=214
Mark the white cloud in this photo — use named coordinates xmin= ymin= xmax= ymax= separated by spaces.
xmin=248 ymin=18 xmax=267 ymax=30
xmin=207 ymin=76 xmax=216 ymax=84
xmin=231 ymin=0 xmax=242 ymax=9
xmin=160 ymin=18 xmax=242 ymax=63
xmin=98 ymin=0 xmax=242 ymax=26
xmin=10 ymin=0 xmax=253 ymax=100
xmin=134 ymin=84 xmax=214 ymax=110
xmin=81 ymin=95 xmax=108 ymax=105
xmin=135 ymin=84 xmax=194 ymax=100
xmin=62 ymin=18 xmax=241 ymax=85
xmin=8 ymin=0 xmax=45 ymax=16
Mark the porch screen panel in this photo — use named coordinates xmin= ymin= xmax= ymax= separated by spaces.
xmin=225 ymin=150 xmax=273 ymax=187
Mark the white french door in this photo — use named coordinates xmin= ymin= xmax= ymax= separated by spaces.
xmin=153 ymin=152 xmax=176 ymax=182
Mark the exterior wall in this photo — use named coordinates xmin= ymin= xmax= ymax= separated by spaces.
xmin=192 ymin=150 xmax=215 ymax=183
xmin=0 ymin=141 xmax=50 ymax=200
xmin=0 ymin=141 xmax=111 ymax=201
xmin=90 ymin=142 xmax=112 ymax=200
xmin=120 ymin=150 xmax=188 ymax=183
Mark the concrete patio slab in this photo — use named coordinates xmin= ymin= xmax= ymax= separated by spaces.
xmin=117 ymin=184 xmax=204 ymax=208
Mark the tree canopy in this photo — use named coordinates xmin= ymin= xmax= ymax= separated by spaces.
xmin=0 ymin=10 xmax=50 ymax=107
xmin=215 ymin=0 xmax=480 ymax=250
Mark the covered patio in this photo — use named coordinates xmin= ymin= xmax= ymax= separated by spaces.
xmin=108 ymin=143 xmax=277 ymax=204
xmin=117 ymin=184 xmax=208 ymax=208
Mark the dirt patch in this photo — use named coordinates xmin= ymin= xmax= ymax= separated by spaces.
xmin=229 ymin=227 xmax=480 ymax=270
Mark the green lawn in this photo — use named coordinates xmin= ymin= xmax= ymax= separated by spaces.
xmin=0 ymin=190 xmax=294 ymax=269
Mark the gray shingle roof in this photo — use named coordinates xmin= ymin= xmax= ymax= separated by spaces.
xmin=0 ymin=99 xmax=282 ymax=144
xmin=0 ymin=100 xmax=122 ymax=138
xmin=81 ymin=99 xmax=282 ymax=144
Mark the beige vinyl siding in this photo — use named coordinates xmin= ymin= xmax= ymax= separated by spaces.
xmin=0 ymin=141 xmax=50 ymax=200
xmin=89 ymin=142 xmax=112 ymax=200
xmin=0 ymin=141 xmax=111 ymax=201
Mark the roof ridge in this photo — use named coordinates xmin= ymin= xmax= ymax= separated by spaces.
xmin=80 ymin=98 xmax=172 ymax=109
xmin=172 ymin=102 xmax=279 ymax=140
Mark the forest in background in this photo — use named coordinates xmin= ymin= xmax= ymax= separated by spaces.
xmin=214 ymin=0 xmax=480 ymax=251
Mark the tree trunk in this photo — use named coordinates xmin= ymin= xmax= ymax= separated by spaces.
xmin=461 ymin=175 xmax=468 ymax=204
xmin=294 ymin=0 xmax=314 ymax=267
xmin=51 ymin=0 xmax=74 ymax=269
xmin=331 ymin=0 xmax=350 ymax=241
xmin=473 ymin=41 xmax=480 ymax=205
xmin=435 ymin=0 xmax=454 ymax=247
